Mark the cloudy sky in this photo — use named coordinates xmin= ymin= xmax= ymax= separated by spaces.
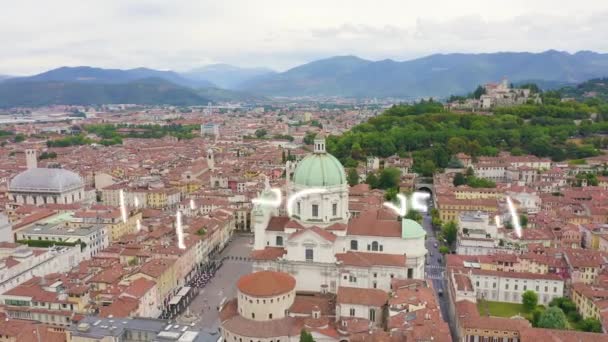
xmin=2 ymin=0 xmax=608 ymax=75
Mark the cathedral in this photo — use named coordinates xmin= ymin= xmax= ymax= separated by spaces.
xmin=251 ymin=135 xmax=427 ymax=293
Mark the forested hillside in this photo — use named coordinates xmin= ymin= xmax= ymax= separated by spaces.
xmin=327 ymin=94 xmax=608 ymax=176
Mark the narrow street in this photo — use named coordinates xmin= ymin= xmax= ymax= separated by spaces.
xmin=422 ymin=211 xmax=452 ymax=327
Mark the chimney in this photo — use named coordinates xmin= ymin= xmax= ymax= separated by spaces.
xmin=25 ymin=149 xmax=37 ymax=169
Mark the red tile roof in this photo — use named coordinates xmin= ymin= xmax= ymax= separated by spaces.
xmin=237 ymin=271 xmax=296 ymax=297
xmin=336 ymin=251 xmax=405 ymax=267
xmin=337 ymin=286 xmax=388 ymax=307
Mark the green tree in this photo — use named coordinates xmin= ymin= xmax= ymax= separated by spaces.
xmin=419 ymin=160 xmax=436 ymax=177
xmin=303 ymin=132 xmax=317 ymax=145
xmin=300 ymin=329 xmax=314 ymax=342
xmin=447 ymin=137 xmax=468 ymax=154
xmin=521 ymin=290 xmax=538 ymax=312
xmin=39 ymin=151 xmax=57 ymax=160
xmin=351 ymin=142 xmax=363 ymax=159
xmin=255 ymin=129 xmax=267 ymax=138
xmin=580 ymin=318 xmax=602 ymax=333
xmin=531 ymin=308 xmax=543 ymax=327
xmin=310 ymin=120 xmax=322 ymax=128
xmin=347 ymin=168 xmax=359 ymax=186
xmin=405 ymin=209 xmax=422 ymax=223
xmin=439 ymin=246 xmax=450 ymax=254
xmin=537 ymin=307 xmax=567 ymax=329
xmin=431 ymin=208 xmax=442 ymax=228
xmin=441 ymin=221 xmax=458 ymax=246
xmin=453 ymin=173 xmax=466 ymax=186
xmin=13 ymin=134 xmax=25 ymax=143
xmin=447 ymin=155 xmax=464 ymax=168
xmin=473 ymin=85 xmax=486 ymax=99
xmin=519 ymin=214 xmax=528 ymax=227
xmin=466 ymin=176 xmax=496 ymax=188
xmin=377 ymin=167 xmax=401 ymax=189
xmin=365 ymin=173 xmax=379 ymax=189
xmin=384 ymin=188 xmax=398 ymax=201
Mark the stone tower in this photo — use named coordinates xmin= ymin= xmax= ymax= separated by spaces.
xmin=25 ymin=149 xmax=37 ymax=169
xmin=207 ymin=148 xmax=215 ymax=170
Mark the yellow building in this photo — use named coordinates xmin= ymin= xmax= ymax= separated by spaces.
xmin=571 ymin=282 xmax=608 ymax=320
xmin=145 ymin=188 xmax=181 ymax=209
xmin=107 ymin=210 xmax=141 ymax=242
xmin=127 ymin=258 xmax=177 ymax=306
xmin=436 ymin=195 xmax=498 ymax=223
xmin=73 ymin=207 xmax=141 ymax=242
xmin=454 ymin=186 xmax=502 ymax=200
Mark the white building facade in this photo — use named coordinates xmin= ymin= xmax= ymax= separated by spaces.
xmin=251 ymin=136 xmax=427 ymax=294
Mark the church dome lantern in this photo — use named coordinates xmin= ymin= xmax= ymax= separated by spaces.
xmin=293 ymin=134 xmax=346 ymax=187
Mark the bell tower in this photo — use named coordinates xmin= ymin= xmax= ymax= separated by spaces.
xmin=207 ymin=148 xmax=215 ymax=170
xmin=25 ymin=149 xmax=37 ymax=169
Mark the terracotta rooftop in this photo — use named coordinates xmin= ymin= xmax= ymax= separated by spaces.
xmin=250 ymin=247 xmax=286 ymax=261
xmin=337 ymin=286 xmax=388 ymax=307
xmin=237 ymin=270 xmax=296 ymax=297
xmin=336 ymin=251 xmax=406 ymax=267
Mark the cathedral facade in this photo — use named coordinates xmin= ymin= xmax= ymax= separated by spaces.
xmin=251 ymin=135 xmax=427 ymax=293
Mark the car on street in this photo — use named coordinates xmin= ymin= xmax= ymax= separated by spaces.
xmin=438 ymin=289 xmax=443 ymax=296
xmin=433 ymin=243 xmax=438 ymax=248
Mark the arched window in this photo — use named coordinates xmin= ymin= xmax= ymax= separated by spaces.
xmin=350 ymin=240 xmax=358 ymax=250
xmin=276 ymin=236 xmax=283 ymax=246
xmin=371 ymin=241 xmax=379 ymax=251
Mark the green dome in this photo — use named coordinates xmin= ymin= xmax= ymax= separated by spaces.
xmin=293 ymin=153 xmax=346 ymax=187
xmin=401 ymin=219 xmax=426 ymax=239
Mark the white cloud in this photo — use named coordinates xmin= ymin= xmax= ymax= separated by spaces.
xmin=0 ymin=0 xmax=607 ymax=74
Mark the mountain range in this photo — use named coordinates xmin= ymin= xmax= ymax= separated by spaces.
xmin=182 ymin=64 xmax=275 ymax=89
xmin=0 ymin=78 xmax=212 ymax=108
xmin=0 ymin=66 xmax=263 ymax=107
xmin=237 ymin=50 xmax=608 ymax=98
xmin=4 ymin=66 xmax=215 ymax=89
xmin=2 ymin=50 xmax=608 ymax=107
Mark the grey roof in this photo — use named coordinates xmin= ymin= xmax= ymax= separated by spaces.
xmin=9 ymin=168 xmax=83 ymax=193
xmin=68 ymin=316 xmax=216 ymax=342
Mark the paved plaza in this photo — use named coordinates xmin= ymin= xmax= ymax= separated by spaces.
xmin=176 ymin=234 xmax=253 ymax=332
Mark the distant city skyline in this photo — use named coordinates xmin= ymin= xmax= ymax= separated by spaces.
xmin=2 ymin=0 xmax=608 ymax=75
